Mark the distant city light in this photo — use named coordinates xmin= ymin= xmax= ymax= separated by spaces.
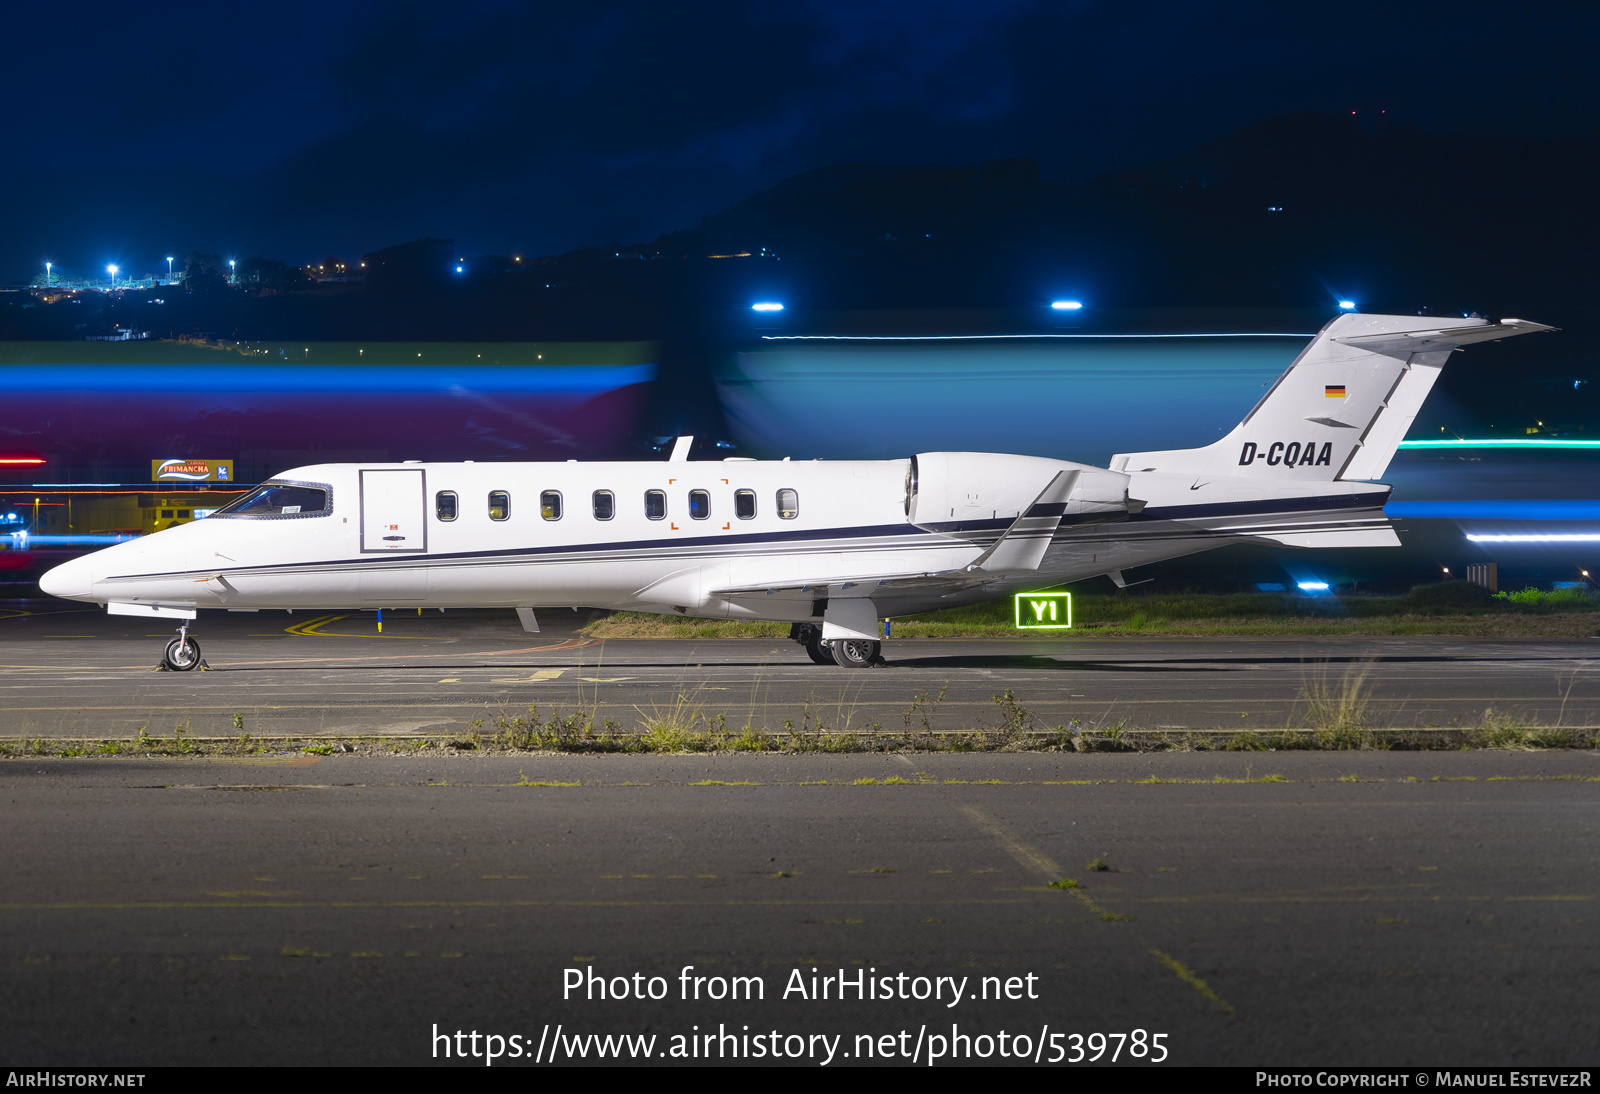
xmin=456 ymin=266 xmax=464 ymax=273
xmin=1050 ymin=300 xmax=1084 ymax=310
xmin=1338 ymin=300 xmax=1356 ymax=310
xmin=1297 ymin=581 xmax=1330 ymax=591
xmin=751 ymin=302 xmax=784 ymax=312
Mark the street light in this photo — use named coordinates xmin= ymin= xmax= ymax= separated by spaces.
xmin=166 ymin=257 xmax=174 ymax=281
xmin=107 ymin=264 xmax=118 ymax=290
xmin=228 ymin=259 xmax=236 ymax=284
xmin=44 ymin=262 xmax=51 ymax=287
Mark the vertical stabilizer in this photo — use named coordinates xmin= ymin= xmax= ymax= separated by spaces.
xmin=1112 ymin=314 xmax=1553 ymax=482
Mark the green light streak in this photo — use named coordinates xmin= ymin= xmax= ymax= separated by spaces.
xmin=1399 ymin=439 xmax=1600 ymax=450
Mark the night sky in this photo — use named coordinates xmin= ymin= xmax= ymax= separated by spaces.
xmin=5 ymin=1 xmax=1597 ymax=282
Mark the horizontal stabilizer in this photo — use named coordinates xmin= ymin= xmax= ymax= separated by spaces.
xmin=1332 ymin=318 xmax=1555 ymax=356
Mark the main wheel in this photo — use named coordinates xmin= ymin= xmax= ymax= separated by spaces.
xmin=804 ymin=633 xmax=836 ymax=665
xmin=828 ymin=638 xmax=879 ymax=668
xmin=163 ymin=636 xmax=201 ymax=671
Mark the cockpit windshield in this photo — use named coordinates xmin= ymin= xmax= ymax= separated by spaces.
xmin=212 ymin=482 xmax=331 ymax=519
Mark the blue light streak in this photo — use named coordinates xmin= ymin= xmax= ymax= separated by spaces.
xmin=1385 ymin=501 xmax=1600 ymax=520
xmin=759 ymin=333 xmax=1315 ymax=341
xmin=1465 ymin=533 xmax=1600 ymax=543
xmin=0 ymin=364 xmax=656 ymax=393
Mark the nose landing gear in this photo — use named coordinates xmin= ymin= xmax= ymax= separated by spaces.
xmin=159 ymin=622 xmax=207 ymax=672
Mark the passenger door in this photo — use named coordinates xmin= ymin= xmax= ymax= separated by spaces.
xmin=360 ymin=469 xmax=427 ymax=553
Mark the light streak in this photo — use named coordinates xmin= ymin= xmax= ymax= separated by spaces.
xmin=1399 ymin=439 xmax=1600 ymax=450
xmin=1465 ymin=533 xmax=1600 ymax=543
xmin=760 ymin=333 xmax=1314 ymax=341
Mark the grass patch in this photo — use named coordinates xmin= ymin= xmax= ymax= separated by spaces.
xmin=580 ymin=583 xmax=1600 ymax=639
xmin=6 ymin=671 xmax=1599 ymax=759
xmin=583 ymin=612 xmax=791 ymax=639
xmin=1300 ymin=665 xmax=1374 ymax=748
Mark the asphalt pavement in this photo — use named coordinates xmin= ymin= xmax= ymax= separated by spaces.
xmin=2 ymin=750 xmax=1597 ymax=1065
xmin=1 ymin=601 xmax=1597 ymax=738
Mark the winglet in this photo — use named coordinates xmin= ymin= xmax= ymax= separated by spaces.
xmin=964 ymin=470 xmax=1079 ymax=575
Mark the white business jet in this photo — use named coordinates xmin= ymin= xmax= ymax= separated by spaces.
xmin=40 ymin=313 xmax=1552 ymax=670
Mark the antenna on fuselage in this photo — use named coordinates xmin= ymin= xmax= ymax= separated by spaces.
xmin=668 ymin=436 xmax=694 ymax=462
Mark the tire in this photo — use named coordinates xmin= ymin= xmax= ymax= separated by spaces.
xmin=804 ymin=633 xmax=836 ymax=665
xmin=163 ymin=636 xmax=201 ymax=672
xmin=828 ymin=638 xmax=879 ymax=668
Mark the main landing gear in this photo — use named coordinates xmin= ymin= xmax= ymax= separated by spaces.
xmin=159 ymin=622 xmax=206 ymax=672
xmin=789 ymin=623 xmax=881 ymax=669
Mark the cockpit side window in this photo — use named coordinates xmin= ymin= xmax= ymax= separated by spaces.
xmin=212 ymin=481 xmax=333 ymax=520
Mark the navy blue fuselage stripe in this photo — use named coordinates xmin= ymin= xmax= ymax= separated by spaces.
xmin=101 ymin=492 xmax=1392 ymax=583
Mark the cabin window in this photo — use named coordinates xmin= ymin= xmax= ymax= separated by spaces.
xmin=435 ymin=491 xmax=458 ymax=521
xmin=645 ymin=489 xmax=666 ymax=520
xmin=488 ymin=491 xmax=510 ymax=521
xmin=777 ymin=488 xmax=799 ymax=519
xmin=213 ymin=482 xmax=331 ymax=519
xmin=592 ymin=490 xmax=614 ymax=520
xmin=161 ymin=510 xmax=174 ymax=518
xmin=734 ymin=489 xmax=756 ymax=519
xmin=541 ymin=491 xmax=563 ymax=520
xmin=177 ymin=510 xmax=191 ymax=519
xmin=688 ymin=490 xmax=710 ymax=520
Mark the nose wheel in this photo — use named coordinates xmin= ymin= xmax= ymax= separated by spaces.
xmin=160 ymin=624 xmax=206 ymax=672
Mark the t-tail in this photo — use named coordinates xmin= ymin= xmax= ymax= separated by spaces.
xmin=1110 ymin=313 xmax=1555 ymax=547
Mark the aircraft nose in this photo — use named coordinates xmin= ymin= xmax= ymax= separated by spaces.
xmin=39 ymin=555 xmax=94 ymax=601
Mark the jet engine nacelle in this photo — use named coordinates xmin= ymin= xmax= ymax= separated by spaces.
xmin=906 ymin=451 xmax=1136 ymax=528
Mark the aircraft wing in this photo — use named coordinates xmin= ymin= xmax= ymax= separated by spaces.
xmin=710 ymin=471 xmax=1079 ymax=600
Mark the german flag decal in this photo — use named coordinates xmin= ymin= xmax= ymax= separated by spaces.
xmin=1325 ymin=385 xmax=1347 ymax=398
